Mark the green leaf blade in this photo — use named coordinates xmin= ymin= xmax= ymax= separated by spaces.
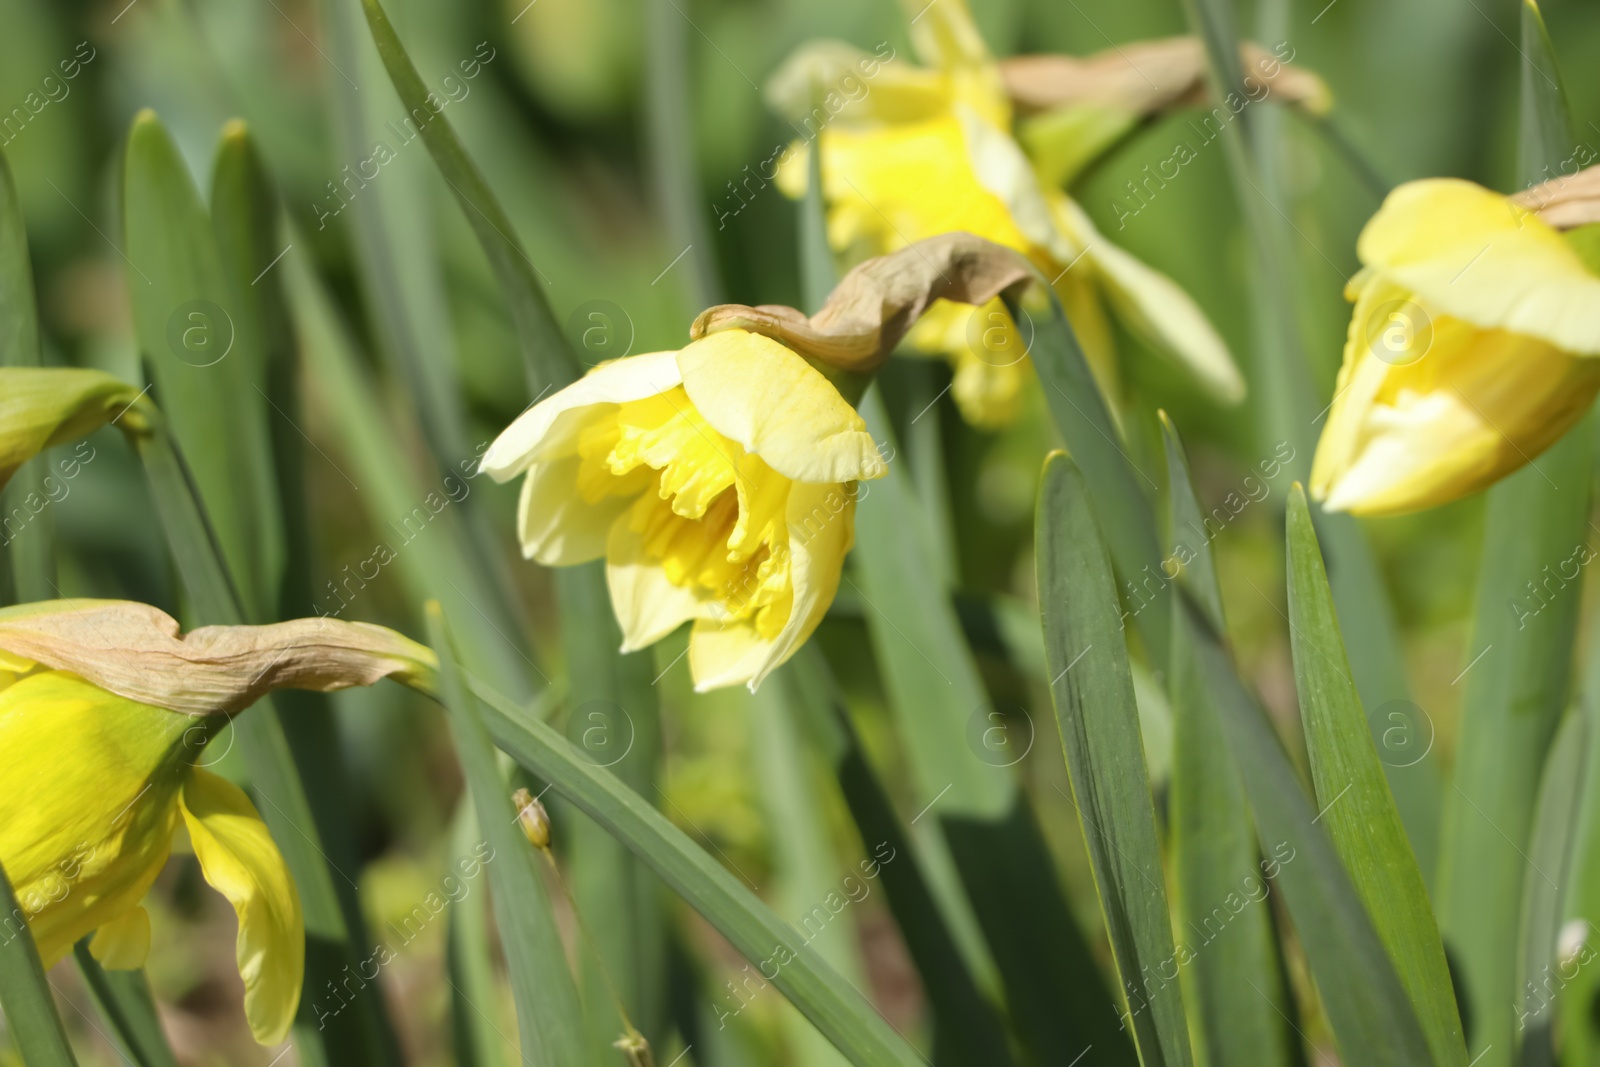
xmin=356 ymin=0 xmax=578 ymax=396
xmin=1037 ymin=453 xmax=1194 ymax=1067
xmin=554 ymin=565 xmax=668 ymax=1060
xmin=123 ymin=109 xmax=283 ymax=622
xmin=1183 ymin=605 xmax=1433 ymax=1066
xmin=1012 ymin=289 xmax=1169 ymax=666
xmin=0 ymin=146 xmax=54 ymax=604
xmin=1515 ymin=709 xmax=1588 ymax=1067
xmin=1163 ymin=417 xmax=1297 ymax=1067
xmin=1285 ymin=486 xmax=1465 ymax=1067
xmin=779 ymin=650 xmax=1016 ymax=1066
xmin=1518 ymin=0 xmax=1574 ymax=186
xmin=854 ymin=385 xmax=1135 ymax=1064
xmin=0 ymin=861 xmax=77 ymax=1067
xmin=426 ymin=604 xmax=588 ymax=1067
xmin=72 ymin=943 xmax=178 ymax=1067
xmin=467 ymin=673 xmax=927 ymax=1067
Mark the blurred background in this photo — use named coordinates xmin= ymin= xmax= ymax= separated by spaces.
xmin=7 ymin=0 xmax=1600 ymax=1062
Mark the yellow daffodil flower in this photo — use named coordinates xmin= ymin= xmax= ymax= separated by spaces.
xmin=766 ymin=0 xmax=1256 ymax=427
xmin=1311 ymin=176 xmax=1600 ymax=515
xmin=481 ymin=331 xmax=886 ymax=691
xmin=484 ymin=234 xmax=1027 ymax=692
xmin=0 ymin=600 xmax=437 ymax=1045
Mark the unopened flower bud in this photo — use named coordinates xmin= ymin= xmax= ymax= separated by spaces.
xmin=513 ymin=788 xmax=551 ymax=850
xmin=613 ymin=1031 xmax=655 ymax=1067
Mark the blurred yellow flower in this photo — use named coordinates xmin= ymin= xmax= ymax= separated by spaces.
xmin=480 ymin=331 xmax=886 ymax=691
xmin=0 ymin=600 xmax=438 ymax=1045
xmin=767 ymin=0 xmax=1245 ymax=427
xmin=1311 ymin=177 xmax=1600 ymax=515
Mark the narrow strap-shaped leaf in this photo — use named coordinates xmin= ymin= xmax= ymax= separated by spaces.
xmin=426 ymin=604 xmax=587 ymax=1067
xmin=1285 ymin=486 xmax=1465 ymax=1067
xmin=463 ymin=673 xmax=928 ymax=1067
xmin=123 ymin=109 xmax=283 ymax=622
xmin=796 ymin=158 xmax=1004 ymax=1043
xmin=1177 ymin=0 xmax=1441 ymax=886
xmin=211 ymin=124 xmax=406 ymax=1067
xmin=1158 ymin=414 xmax=1222 ymax=633
xmin=799 ymin=123 xmax=1127 ymax=1057
xmin=780 ymin=650 xmax=1015 ymax=1066
xmin=320 ymin=0 xmax=535 ymax=671
xmin=855 ymin=384 xmax=1136 ymax=1065
xmin=138 ymin=408 xmax=380 ymax=1067
xmin=1037 ymin=453 xmax=1194 ymax=1067
xmin=1183 ymin=602 xmax=1434 ymax=1065
xmin=278 ymin=237 xmax=537 ymax=698
xmin=1516 ymin=709 xmax=1589 ymax=1067
xmin=357 ymin=0 xmax=578 ymax=395
xmin=554 ymin=565 xmax=668 ymax=1058
xmin=1518 ymin=0 xmax=1573 ymax=191
xmin=751 ymin=673 xmax=867 ymax=1067
xmin=321 ymin=0 xmax=473 ymax=467
xmin=1552 ymin=624 xmax=1600 ymax=1066
xmin=72 ymin=943 xmax=177 ymax=1067
xmin=903 ymin=367 xmax=960 ymax=589
xmin=131 ymin=417 xmax=246 ymax=622
xmin=445 ymin=801 xmax=508 ymax=1067
xmin=1163 ymin=417 xmax=1296 ymax=1067
xmin=1440 ymin=18 xmax=1588 ymax=1060
xmin=643 ymin=0 xmax=720 ymax=310
xmin=0 ymin=146 xmax=54 ymax=604
xmin=209 ymin=124 xmax=306 ymax=623
xmin=125 ymin=113 xmax=406 ymax=1066
xmin=1008 ymin=288 xmax=1168 ymax=666
xmin=0 ymin=150 xmax=36 ymax=369
xmin=799 ymin=134 xmax=833 ymax=316
xmin=0 ymin=860 xmax=77 ymax=1066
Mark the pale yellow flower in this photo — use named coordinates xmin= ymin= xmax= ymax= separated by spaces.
xmin=768 ymin=0 xmax=1244 ymax=427
xmin=1311 ymin=177 xmax=1600 ymax=515
xmin=480 ymin=331 xmax=886 ymax=691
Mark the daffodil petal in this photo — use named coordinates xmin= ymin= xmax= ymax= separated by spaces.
xmin=606 ymin=517 xmax=717 ymax=652
xmin=479 ymin=351 xmax=683 ymax=480
xmin=0 ymin=672 xmax=188 ymax=966
xmin=1312 ymin=283 xmax=1600 ymax=515
xmin=765 ymin=41 xmax=946 ymax=127
xmin=1358 ymin=178 xmax=1600 ymax=354
xmin=688 ymin=482 xmax=857 ymax=691
xmin=957 ymin=105 xmax=1077 ymax=263
xmin=180 ymin=769 xmax=303 ymax=1047
xmin=1053 ymin=196 xmax=1244 ymax=404
xmin=905 ymin=0 xmax=994 ymax=70
xmin=814 ymin=118 xmax=1031 ymax=255
xmin=516 ymin=455 xmax=632 ymax=565
xmin=677 ymin=330 xmax=885 ymax=484
xmin=688 ymin=619 xmax=770 ymax=692
xmin=89 ymin=906 xmax=151 ymax=970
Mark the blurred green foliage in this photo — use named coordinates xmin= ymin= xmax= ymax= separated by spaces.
xmin=9 ymin=0 xmax=1600 ymax=1061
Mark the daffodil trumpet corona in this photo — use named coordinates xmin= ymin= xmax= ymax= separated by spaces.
xmin=0 ymin=599 xmax=437 ymax=1045
xmin=1310 ymin=170 xmax=1600 ymax=516
xmin=761 ymin=0 xmax=1329 ymax=426
xmin=481 ymin=233 xmax=1031 ymax=692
